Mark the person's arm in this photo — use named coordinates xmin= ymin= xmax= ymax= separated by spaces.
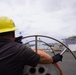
xmin=33 ymin=49 xmax=63 ymax=64
xmin=36 ymin=49 xmax=53 ymax=64
xmin=14 ymin=37 xmax=53 ymax=64
xmin=34 ymin=49 xmax=53 ymax=64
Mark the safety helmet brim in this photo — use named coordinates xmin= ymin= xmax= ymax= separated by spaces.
xmin=0 ymin=27 xmax=18 ymax=33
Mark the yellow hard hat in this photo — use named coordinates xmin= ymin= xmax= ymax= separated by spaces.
xmin=0 ymin=16 xmax=18 ymax=33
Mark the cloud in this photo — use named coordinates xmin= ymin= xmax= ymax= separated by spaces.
xmin=0 ymin=0 xmax=76 ymax=40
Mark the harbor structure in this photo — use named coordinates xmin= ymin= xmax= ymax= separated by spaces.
xmin=62 ymin=36 xmax=76 ymax=51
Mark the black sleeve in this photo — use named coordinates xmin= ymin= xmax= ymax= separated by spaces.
xmin=16 ymin=44 xmax=40 ymax=67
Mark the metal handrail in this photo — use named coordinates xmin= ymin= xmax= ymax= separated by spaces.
xmin=22 ymin=35 xmax=76 ymax=60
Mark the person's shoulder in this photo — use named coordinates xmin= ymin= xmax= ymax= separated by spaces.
xmin=11 ymin=42 xmax=25 ymax=48
xmin=11 ymin=42 xmax=29 ymax=51
xmin=8 ymin=41 xmax=21 ymax=47
xmin=6 ymin=41 xmax=24 ymax=51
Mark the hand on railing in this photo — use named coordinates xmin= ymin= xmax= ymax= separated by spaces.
xmin=52 ymin=53 xmax=63 ymax=63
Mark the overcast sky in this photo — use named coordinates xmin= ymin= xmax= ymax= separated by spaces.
xmin=0 ymin=0 xmax=76 ymax=40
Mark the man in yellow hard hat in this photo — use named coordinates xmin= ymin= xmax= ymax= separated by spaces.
xmin=0 ymin=16 xmax=63 ymax=75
